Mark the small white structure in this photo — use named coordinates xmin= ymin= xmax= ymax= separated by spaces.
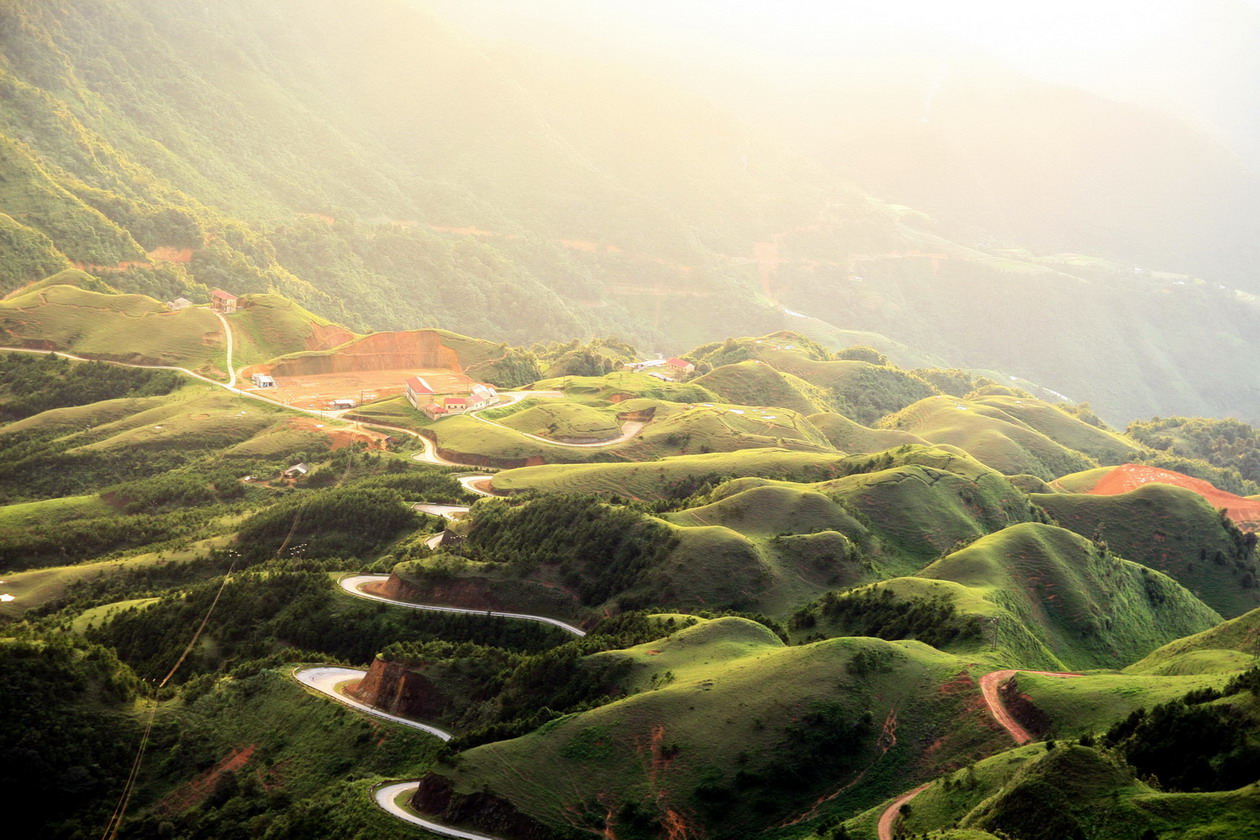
xmin=166 ymin=297 xmax=193 ymax=311
xmin=329 ymin=399 xmax=356 ymax=410
xmin=283 ymin=463 xmax=310 ymax=478
xmin=251 ymin=373 xmax=276 ymax=388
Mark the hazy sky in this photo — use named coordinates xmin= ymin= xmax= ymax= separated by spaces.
xmin=426 ymin=1 xmax=1197 ymax=76
xmin=424 ymin=0 xmax=1260 ymax=161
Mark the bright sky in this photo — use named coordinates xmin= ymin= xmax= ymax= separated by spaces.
xmin=427 ymin=0 xmax=1202 ymax=79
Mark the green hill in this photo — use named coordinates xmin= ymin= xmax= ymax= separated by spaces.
xmin=969 ymin=394 xmax=1147 ymax=464
xmin=917 ymin=523 xmax=1222 ymax=669
xmin=0 ymin=284 xmax=227 ymax=374
xmin=489 ymin=448 xmax=856 ymax=498
xmin=1127 ymin=608 xmax=1260 ymax=675
xmin=807 ymin=411 xmax=929 ymax=453
xmin=1033 ymin=483 xmax=1260 ymax=618
xmin=879 ymin=395 xmax=1100 ymax=479
xmin=419 ymin=632 xmax=999 ymax=840
xmin=692 ymin=360 xmax=835 ymax=415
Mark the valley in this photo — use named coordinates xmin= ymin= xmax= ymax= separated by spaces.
xmin=2 ymin=3 xmax=1260 ymax=839
xmin=2 ymin=281 xmax=1257 ymax=840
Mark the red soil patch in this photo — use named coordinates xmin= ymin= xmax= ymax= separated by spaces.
xmin=286 ymin=416 xmax=389 ymax=449
xmin=1088 ymin=464 xmax=1260 ymax=530
xmin=304 ymin=322 xmax=356 ymax=351
xmin=147 ymin=246 xmax=194 ymax=263
xmin=156 ymin=745 xmax=256 ymax=814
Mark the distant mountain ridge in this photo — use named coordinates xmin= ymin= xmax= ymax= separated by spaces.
xmin=0 ymin=0 xmax=1258 ymax=422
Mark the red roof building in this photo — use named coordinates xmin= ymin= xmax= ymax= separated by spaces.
xmin=210 ymin=288 xmax=238 ymax=314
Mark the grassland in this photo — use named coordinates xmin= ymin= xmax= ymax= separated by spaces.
xmin=438 ymin=633 xmax=1004 ymax=839
xmin=1126 ymin=607 xmax=1260 ymax=675
xmin=227 ymin=293 xmax=357 ymax=367
xmin=490 ymin=400 xmax=622 ymax=441
xmin=807 ymin=411 xmax=928 ymax=453
xmin=1033 ymin=483 xmax=1260 ymax=618
xmin=693 ymin=360 xmax=835 ymax=415
xmin=879 ymin=395 xmax=1100 ymax=479
xmin=0 ymin=284 xmax=227 ymax=373
xmin=863 ymin=743 xmax=1260 ymax=840
xmin=912 ymin=523 xmax=1222 ymax=669
xmin=490 ymin=448 xmax=857 ymax=498
xmin=534 ymin=371 xmax=718 ymax=404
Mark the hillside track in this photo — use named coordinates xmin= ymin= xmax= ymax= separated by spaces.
xmin=338 ymin=574 xmax=586 ymax=636
xmin=374 ymin=781 xmax=500 ymax=840
xmin=304 ymin=578 xmax=592 ymax=837
xmin=979 ymin=669 xmax=1082 ymax=744
xmin=292 ymin=666 xmax=452 ymax=740
xmin=877 ymin=783 xmax=930 ymax=840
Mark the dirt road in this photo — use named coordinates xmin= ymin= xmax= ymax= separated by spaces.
xmin=877 ymin=783 xmax=930 ymax=840
xmin=979 ymin=669 xmax=1082 ymax=744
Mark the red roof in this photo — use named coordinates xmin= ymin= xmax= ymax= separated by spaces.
xmin=444 ymin=397 xmax=467 ymax=407
xmin=666 ymin=357 xmax=692 ymax=368
xmin=211 ymin=288 xmax=237 ymax=300
xmin=405 ymin=376 xmax=435 ymax=395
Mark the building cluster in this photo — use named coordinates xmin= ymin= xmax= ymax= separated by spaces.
xmin=404 ymin=374 xmax=499 ymax=420
xmin=622 ymin=356 xmax=695 ymax=381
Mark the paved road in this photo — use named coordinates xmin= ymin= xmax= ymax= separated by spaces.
xmin=212 ymin=310 xmax=237 ymax=388
xmin=292 ymin=666 xmax=452 ymax=741
xmin=338 ymin=574 xmax=586 ymax=636
xmin=413 ymin=503 xmax=470 ymax=519
xmin=877 ymin=783 xmax=930 ymax=840
xmin=979 ymin=669 xmax=1082 ymax=744
xmin=374 ymin=782 xmax=501 ymax=840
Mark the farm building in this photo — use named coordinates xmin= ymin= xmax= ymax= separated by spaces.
xmin=404 ymin=374 xmax=498 ymax=419
xmin=622 ymin=357 xmax=666 ymax=373
xmin=663 ymin=357 xmax=695 ymax=379
xmin=251 ymin=373 xmax=276 ymax=388
xmin=210 ymin=288 xmax=238 ymax=314
xmin=166 ymin=297 xmax=193 ymax=311
xmin=283 ymin=463 xmax=309 ymax=478
xmin=328 ymin=399 xmax=356 ymax=410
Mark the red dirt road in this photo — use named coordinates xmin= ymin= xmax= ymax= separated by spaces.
xmin=1087 ymin=464 xmax=1260 ymax=529
xmin=979 ymin=669 xmax=1081 ymax=744
xmin=877 ymin=783 xmax=930 ymax=840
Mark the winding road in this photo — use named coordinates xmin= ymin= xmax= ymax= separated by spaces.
xmin=873 ymin=668 xmax=1081 ymax=840
xmin=293 ymin=666 xmax=452 ymax=741
xmin=374 ymin=782 xmax=498 ymax=840
xmin=289 ymin=576 xmax=591 ymax=838
xmin=876 ymin=783 xmax=929 ymax=840
xmin=337 ymin=575 xmax=586 ymax=637
xmin=978 ymin=669 xmax=1081 ymax=745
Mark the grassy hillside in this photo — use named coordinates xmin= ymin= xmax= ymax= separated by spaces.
xmin=1127 ymin=608 xmax=1260 ymax=676
xmin=426 ymin=633 xmax=1002 ymax=839
xmin=1034 ymin=483 xmax=1260 ymax=618
xmin=917 ymin=523 xmax=1222 ymax=669
xmin=0 ymin=284 xmax=227 ymax=373
xmin=807 ymin=411 xmax=929 ymax=453
xmin=693 ymin=360 xmax=835 ymax=415
xmin=880 ymin=395 xmax=1100 ymax=479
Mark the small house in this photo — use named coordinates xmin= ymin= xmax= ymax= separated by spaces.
xmin=210 ymin=288 xmax=238 ymax=314
xmin=467 ymin=383 xmax=499 ymax=410
xmin=623 ymin=357 xmax=666 ymax=373
xmin=422 ymin=395 xmax=467 ymax=421
xmin=329 ymin=399 xmax=356 ymax=410
xmin=251 ymin=373 xmax=276 ymax=388
xmin=283 ymin=463 xmax=309 ymax=479
xmin=166 ymin=297 xmax=193 ymax=311
xmin=662 ymin=357 xmax=695 ymax=379
xmin=404 ymin=376 xmax=437 ymax=409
